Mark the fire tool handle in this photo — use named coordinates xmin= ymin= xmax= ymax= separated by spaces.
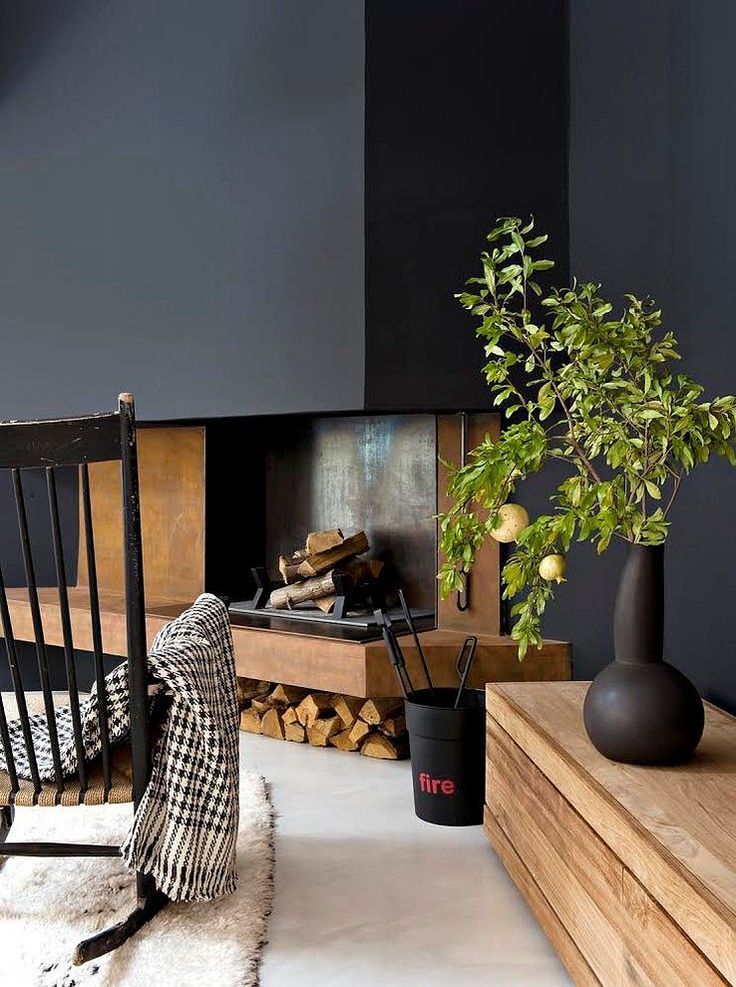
xmin=374 ymin=609 xmax=413 ymax=698
xmin=454 ymin=636 xmax=478 ymax=709
xmin=398 ymin=588 xmax=434 ymax=692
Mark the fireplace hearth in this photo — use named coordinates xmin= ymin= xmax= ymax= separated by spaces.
xmin=228 ymin=598 xmax=434 ymax=641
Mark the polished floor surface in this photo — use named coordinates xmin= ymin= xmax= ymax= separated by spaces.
xmin=243 ymin=733 xmax=571 ymax=987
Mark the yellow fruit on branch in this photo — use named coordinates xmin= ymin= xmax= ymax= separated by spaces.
xmin=539 ymin=554 xmax=566 ymax=583
xmin=489 ymin=503 xmax=529 ymax=543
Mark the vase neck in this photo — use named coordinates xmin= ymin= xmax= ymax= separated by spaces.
xmin=613 ymin=544 xmax=664 ymax=664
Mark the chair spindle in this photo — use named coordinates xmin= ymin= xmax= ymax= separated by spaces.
xmin=81 ymin=464 xmax=112 ymax=795
xmin=47 ymin=467 xmax=88 ymax=794
xmin=12 ymin=468 xmax=65 ymax=797
xmin=0 ymin=669 xmax=18 ymax=795
xmin=0 ymin=563 xmax=41 ymax=794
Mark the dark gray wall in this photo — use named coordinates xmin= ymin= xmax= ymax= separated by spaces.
xmin=526 ymin=0 xmax=736 ymax=710
xmin=0 ymin=0 xmax=365 ymax=420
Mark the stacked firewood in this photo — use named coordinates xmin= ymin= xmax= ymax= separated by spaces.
xmin=236 ymin=678 xmax=408 ymax=759
xmin=270 ymin=528 xmax=382 ymax=614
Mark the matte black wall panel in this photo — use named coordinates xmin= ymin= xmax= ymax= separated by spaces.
xmin=364 ymin=0 xmax=569 ymax=411
xmin=204 ymin=418 xmax=268 ymax=602
xmin=529 ymin=0 xmax=736 ymax=711
xmin=0 ymin=0 xmax=365 ymax=420
xmin=0 ymin=467 xmax=78 ymax=590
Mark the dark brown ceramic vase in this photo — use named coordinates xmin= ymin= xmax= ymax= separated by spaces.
xmin=583 ymin=543 xmax=704 ymax=765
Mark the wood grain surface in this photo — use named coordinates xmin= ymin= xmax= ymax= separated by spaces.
xmin=486 ymin=681 xmax=736 ymax=984
xmin=484 ymin=806 xmax=600 ymax=987
xmin=1 ymin=584 xmax=570 ymax=699
xmin=487 ymin=717 xmax=724 ymax=985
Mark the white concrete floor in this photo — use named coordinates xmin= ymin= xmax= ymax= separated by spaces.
xmin=242 ymin=733 xmax=571 ymax=987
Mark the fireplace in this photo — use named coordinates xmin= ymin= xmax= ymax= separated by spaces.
xmin=227 ymin=413 xmax=437 ymax=641
xmin=0 ymin=409 xmax=570 ymax=699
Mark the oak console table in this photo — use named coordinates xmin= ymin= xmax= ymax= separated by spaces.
xmin=485 ymin=682 xmax=736 ymax=986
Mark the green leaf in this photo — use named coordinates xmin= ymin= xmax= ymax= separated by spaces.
xmin=511 ymin=231 xmax=525 ymax=253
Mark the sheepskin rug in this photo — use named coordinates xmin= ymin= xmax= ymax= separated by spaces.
xmin=0 ymin=767 xmax=274 ymax=987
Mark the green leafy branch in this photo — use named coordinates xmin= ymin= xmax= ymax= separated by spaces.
xmin=439 ymin=218 xmax=736 ymax=658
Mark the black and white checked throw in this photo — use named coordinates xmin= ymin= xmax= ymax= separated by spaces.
xmin=0 ymin=593 xmax=240 ymax=901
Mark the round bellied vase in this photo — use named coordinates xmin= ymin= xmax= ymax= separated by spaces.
xmin=583 ymin=543 xmax=704 ymax=766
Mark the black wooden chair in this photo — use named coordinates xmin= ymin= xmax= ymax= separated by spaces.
xmin=0 ymin=393 xmax=167 ymax=964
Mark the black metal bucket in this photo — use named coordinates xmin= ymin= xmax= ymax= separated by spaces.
xmin=404 ymin=687 xmax=486 ymax=826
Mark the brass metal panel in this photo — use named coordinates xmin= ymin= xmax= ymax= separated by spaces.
xmin=437 ymin=413 xmax=501 ymax=635
xmin=77 ymin=426 xmax=205 ymax=603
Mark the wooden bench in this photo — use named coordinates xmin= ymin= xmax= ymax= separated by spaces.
xmin=485 ymin=681 xmax=736 ymax=986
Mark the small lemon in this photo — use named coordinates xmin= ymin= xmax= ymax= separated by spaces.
xmin=490 ymin=503 xmax=529 ymax=543
xmin=539 ymin=554 xmax=566 ymax=583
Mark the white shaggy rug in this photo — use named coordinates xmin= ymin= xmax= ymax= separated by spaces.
xmin=0 ymin=767 xmax=274 ymax=987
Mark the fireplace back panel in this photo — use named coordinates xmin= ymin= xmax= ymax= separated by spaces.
xmin=265 ymin=414 xmax=437 ymax=610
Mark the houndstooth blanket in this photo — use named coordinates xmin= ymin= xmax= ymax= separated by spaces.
xmin=0 ymin=593 xmax=240 ymax=901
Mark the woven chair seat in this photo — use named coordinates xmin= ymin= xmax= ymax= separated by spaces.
xmin=0 ymin=692 xmax=133 ymax=807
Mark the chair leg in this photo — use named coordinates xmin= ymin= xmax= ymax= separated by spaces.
xmin=0 ymin=805 xmax=14 ymax=844
xmin=73 ymin=885 xmax=168 ymax=965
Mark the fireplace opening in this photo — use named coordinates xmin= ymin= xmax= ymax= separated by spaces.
xmin=225 ymin=413 xmax=438 ymax=641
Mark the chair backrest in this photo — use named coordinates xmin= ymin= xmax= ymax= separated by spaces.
xmin=0 ymin=393 xmax=149 ymax=807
